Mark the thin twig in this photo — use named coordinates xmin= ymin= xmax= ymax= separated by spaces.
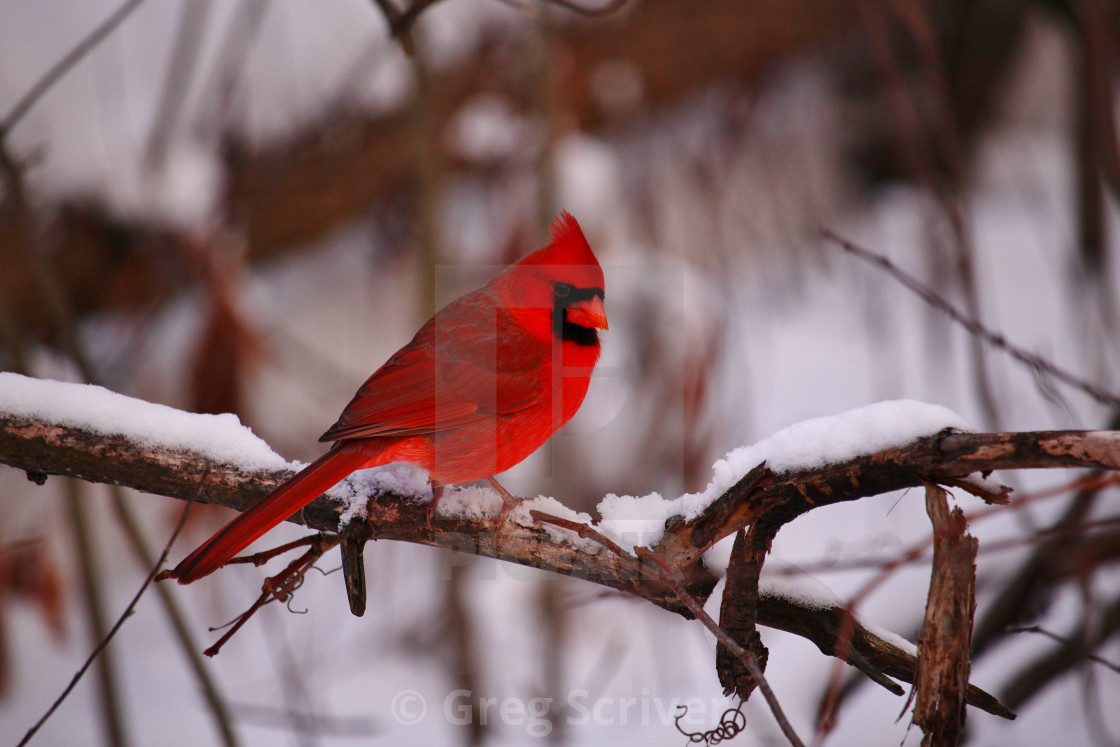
xmin=108 ymin=487 xmax=239 ymax=747
xmin=201 ymin=534 xmax=340 ymax=657
xmin=197 ymin=0 xmax=270 ymax=128
xmin=1007 ymin=625 xmax=1120 ymax=674
xmin=143 ymin=0 xmax=214 ymax=171
xmin=780 ymin=505 xmax=1120 ymax=576
xmin=221 ymin=534 xmax=327 ymax=567
xmin=856 ymin=0 xmax=1002 ymax=430
xmin=0 ymin=0 xmax=148 ymax=141
xmin=0 ymin=207 xmax=129 ymax=745
xmin=18 ymin=468 xmax=208 ymax=747
xmin=63 ymin=477 xmax=129 ymax=747
xmin=823 ymin=228 xmax=1120 ymax=409
xmin=636 ymin=547 xmax=806 ymax=747
xmin=204 ymin=592 xmax=272 ymax=658
xmin=531 ymin=511 xmax=806 ymax=747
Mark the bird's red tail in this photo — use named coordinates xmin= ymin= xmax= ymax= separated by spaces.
xmin=170 ymin=448 xmax=369 ymax=584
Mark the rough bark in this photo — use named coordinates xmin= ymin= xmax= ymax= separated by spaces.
xmin=4 ymin=413 xmax=1101 ymax=720
xmin=912 ymin=482 xmax=978 ymax=746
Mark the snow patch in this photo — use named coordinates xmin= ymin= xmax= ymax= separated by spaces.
xmin=335 ymin=462 xmax=433 ymax=528
xmin=593 ymin=401 xmax=990 ymax=558
xmin=597 ymin=492 xmax=674 ymax=553
xmin=435 ymin=484 xmax=503 ymax=520
xmin=511 ymin=497 xmax=601 ymax=554
xmin=757 ymin=562 xmax=845 ymax=610
xmin=675 ymin=400 xmax=974 ymax=520
xmin=956 ymin=471 xmax=1008 ymax=497
xmin=0 ymin=372 xmax=289 ymax=472
xmin=862 ymin=620 xmax=918 ymax=657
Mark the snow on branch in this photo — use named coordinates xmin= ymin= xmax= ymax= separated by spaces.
xmin=8 ymin=374 xmax=1120 ymax=722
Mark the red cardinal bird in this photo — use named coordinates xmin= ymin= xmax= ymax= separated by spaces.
xmin=170 ymin=212 xmax=607 ymax=583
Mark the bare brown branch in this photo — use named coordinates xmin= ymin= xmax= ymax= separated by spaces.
xmin=716 ymin=527 xmax=771 ymax=700
xmin=912 ymin=482 xmax=978 ymax=745
xmin=757 ymin=592 xmax=1012 ymax=720
xmin=530 ymin=511 xmax=805 ymax=747
xmin=652 ymin=428 xmax=1120 ymax=574
xmin=1 ymin=412 xmax=1115 ymax=609
xmin=8 ymin=407 xmax=1114 ymax=723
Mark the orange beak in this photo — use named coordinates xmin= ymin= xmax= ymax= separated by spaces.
xmin=566 ymin=295 xmax=609 ymax=331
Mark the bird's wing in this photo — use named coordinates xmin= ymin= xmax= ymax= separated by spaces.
xmin=319 ymin=294 xmax=545 ymax=442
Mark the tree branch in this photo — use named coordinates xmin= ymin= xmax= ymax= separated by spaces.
xmin=6 ymin=409 xmax=1106 ymax=720
xmin=651 ymin=428 xmax=1120 ymax=574
xmin=912 ymin=482 xmax=978 ymax=744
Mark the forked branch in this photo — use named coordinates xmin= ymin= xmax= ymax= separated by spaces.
xmin=7 ymin=410 xmax=1118 ymax=726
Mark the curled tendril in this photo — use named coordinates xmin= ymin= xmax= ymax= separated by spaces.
xmin=283 ymin=576 xmax=309 ymax=614
xmin=674 ymin=702 xmax=747 ymax=745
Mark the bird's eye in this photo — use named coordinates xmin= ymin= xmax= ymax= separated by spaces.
xmin=553 ymin=282 xmax=572 ymax=297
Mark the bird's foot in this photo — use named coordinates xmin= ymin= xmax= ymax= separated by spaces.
xmin=487 ymin=476 xmax=523 ymax=525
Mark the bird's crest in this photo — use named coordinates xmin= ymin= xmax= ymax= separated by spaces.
xmin=517 ymin=211 xmax=601 ymax=271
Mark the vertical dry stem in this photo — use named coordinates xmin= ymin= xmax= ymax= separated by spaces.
xmin=913 ymin=482 xmax=978 ymax=746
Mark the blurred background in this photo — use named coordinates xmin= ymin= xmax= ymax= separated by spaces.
xmin=1 ymin=0 xmax=1119 ymax=744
